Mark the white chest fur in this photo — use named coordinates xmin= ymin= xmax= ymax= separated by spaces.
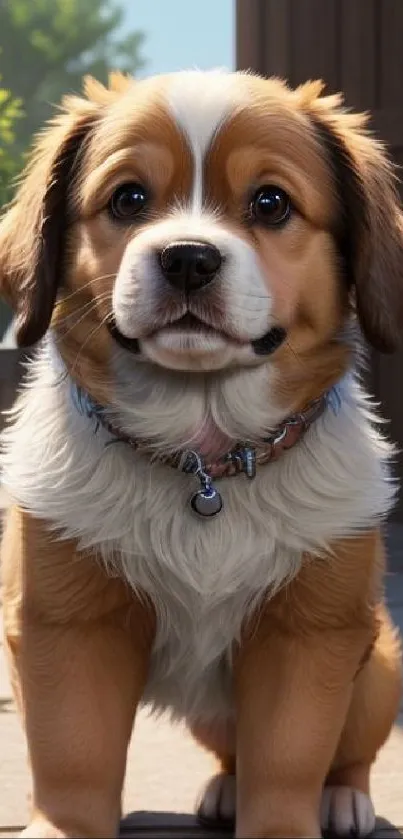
xmin=1 ymin=349 xmax=395 ymax=723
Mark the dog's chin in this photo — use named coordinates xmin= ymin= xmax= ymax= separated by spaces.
xmin=140 ymin=327 xmax=259 ymax=372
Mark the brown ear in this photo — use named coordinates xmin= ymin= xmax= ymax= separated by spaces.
xmin=303 ymin=88 xmax=403 ymax=354
xmin=83 ymin=71 xmax=133 ymax=104
xmin=0 ymin=92 xmax=101 ymax=347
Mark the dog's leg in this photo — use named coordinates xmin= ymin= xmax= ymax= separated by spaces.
xmin=191 ymin=719 xmax=236 ymax=826
xmin=232 ymin=533 xmax=385 ymax=838
xmin=2 ymin=506 xmax=155 ymax=839
xmin=322 ymin=604 xmax=402 ymax=837
xmin=233 ymin=626 xmax=363 ymax=838
xmin=191 ymin=609 xmax=401 ymax=837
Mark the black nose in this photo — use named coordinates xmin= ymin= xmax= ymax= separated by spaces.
xmin=159 ymin=241 xmax=222 ymax=292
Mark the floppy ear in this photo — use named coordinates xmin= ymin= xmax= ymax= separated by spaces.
xmin=300 ymin=84 xmax=403 ymax=354
xmin=0 ymin=91 xmax=101 ymax=347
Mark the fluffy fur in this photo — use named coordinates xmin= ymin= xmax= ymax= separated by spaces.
xmin=167 ymin=69 xmax=247 ymax=212
xmin=1 ymin=342 xmax=395 ymax=722
xmin=1 ymin=69 xmax=402 ymax=839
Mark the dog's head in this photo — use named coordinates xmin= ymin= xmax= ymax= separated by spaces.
xmin=1 ymin=70 xmax=403 ymax=453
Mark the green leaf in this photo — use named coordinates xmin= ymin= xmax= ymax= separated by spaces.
xmin=0 ymin=74 xmax=24 ymax=207
xmin=0 ymin=0 xmax=146 ymax=174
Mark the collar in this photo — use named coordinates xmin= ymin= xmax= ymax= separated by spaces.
xmin=71 ymin=380 xmax=329 ymax=518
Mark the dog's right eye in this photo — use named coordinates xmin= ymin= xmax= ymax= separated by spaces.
xmin=108 ymin=183 xmax=148 ymax=221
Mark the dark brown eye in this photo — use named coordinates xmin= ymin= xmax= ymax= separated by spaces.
xmin=108 ymin=183 xmax=148 ymax=221
xmin=250 ymin=185 xmax=291 ymax=226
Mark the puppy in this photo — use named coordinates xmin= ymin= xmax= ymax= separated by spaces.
xmin=0 ymin=69 xmax=402 ymax=839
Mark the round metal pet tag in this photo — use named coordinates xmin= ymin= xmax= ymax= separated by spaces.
xmin=190 ymin=484 xmax=223 ymax=518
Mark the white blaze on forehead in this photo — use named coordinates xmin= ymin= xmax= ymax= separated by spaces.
xmin=166 ymin=69 xmax=249 ymax=213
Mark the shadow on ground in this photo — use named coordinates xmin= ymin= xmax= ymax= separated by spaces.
xmin=119 ymin=812 xmax=402 ymax=838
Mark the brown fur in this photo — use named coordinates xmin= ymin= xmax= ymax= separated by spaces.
xmin=1 ymin=72 xmax=403 ymax=837
xmin=4 ymin=509 xmax=400 ymax=837
xmin=2 ymin=505 xmax=155 ymax=838
xmin=207 ymin=104 xmax=350 ymax=411
xmin=1 ymin=73 xmax=403 ymax=362
xmin=195 ymin=533 xmax=401 ymax=837
xmin=0 ymin=95 xmax=100 ymax=346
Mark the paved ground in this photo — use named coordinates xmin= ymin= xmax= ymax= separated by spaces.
xmin=1 ymin=486 xmax=402 ymax=837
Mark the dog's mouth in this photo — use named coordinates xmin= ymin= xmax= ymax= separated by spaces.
xmin=108 ymin=314 xmax=287 ymax=357
xmin=153 ymin=312 xmax=226 ymax=335
xmin=107 ymin=320 xmax=142 ymax=354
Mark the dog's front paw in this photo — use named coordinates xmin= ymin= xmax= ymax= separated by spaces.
xmin=19 ymin=820 xmax=90 ymax=839
xmin=321 ymin=786 xmax=376 ymax=837
xmin=196 ymin=772 xmax=236 ymax=826
xmin=19 ymin=825 xmax=67 ymax=839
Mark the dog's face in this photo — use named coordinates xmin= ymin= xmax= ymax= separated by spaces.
xmin=80 ymin=73 xmax=345 ymax=377
xmin=1 ymin=70 xmax=403 ymax=453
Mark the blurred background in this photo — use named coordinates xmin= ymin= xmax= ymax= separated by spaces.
xmin=1 ymin=0 xmax=403 ymax=527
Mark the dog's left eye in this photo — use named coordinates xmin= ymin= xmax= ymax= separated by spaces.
xmin=250 ymin=185 xmax=291 ymax=227
xmin=108 ymin=183 xmax=148 ymax=221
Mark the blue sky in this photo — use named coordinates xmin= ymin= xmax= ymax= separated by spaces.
xmin=121 ymin=0 xmax=234 ymax=77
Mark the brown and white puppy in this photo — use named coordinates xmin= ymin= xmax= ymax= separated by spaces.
xmin=0 ymin=69 xmax=402 ymax=839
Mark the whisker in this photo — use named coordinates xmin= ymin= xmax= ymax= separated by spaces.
xmin=228 ymin=290 xmax=270 ymax=300
xmin=54 ymin=294 xmax=111 ymax=331
xmin=285 ymin=339 xmax=305 ymax=369
xmin=54 ymin=296 xmax=112 ymax=343
xmin=56 ymin=291 xmax=111 ymax=319
xmin=70 ymin=311 xmax=114 ymax=377
xmin=227 ymin=303 xmax=271 ymax=314
xmin=234 ymin=283 xmax=292 ymax=301
xmin=54 ymin=274 xmax=116 ymax=307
